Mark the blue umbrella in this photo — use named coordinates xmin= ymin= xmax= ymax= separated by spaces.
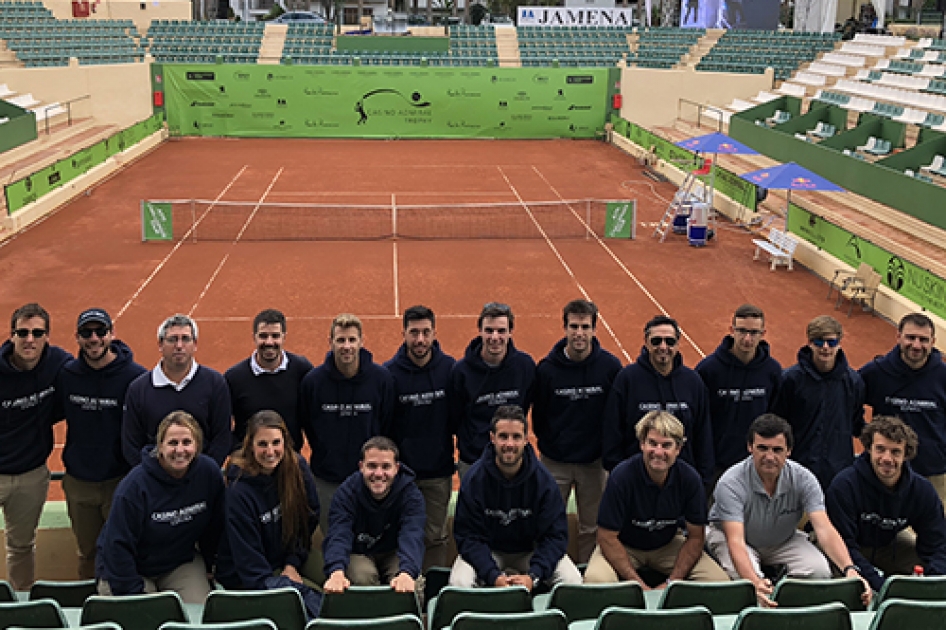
xmin=675 ymin=132 xmax=759 ymax=155
xmin=740 ymin=161 xmax=845 ymax=213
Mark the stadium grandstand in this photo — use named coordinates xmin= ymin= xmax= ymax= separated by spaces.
xmin=5 ymin=0 xmax=946 ymax=627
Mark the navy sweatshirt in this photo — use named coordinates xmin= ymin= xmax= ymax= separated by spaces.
xmin=216 ymin=455 xmax=320 ymax=590
xmin=598 ymin=453 xmax=707 ymax=551
xmin=122 ymin=365 xmax=233 ymax=467
xmin=533 ymin=337 xmax=622 ymax=464
xmin=226 ymin=351 xmax=314 ymax=451
xmin=299 ymin=348 xmax=395 ymax=483
xmin=96 ymin=448 xmax=225 ymax=595
xmin=451 ymin=338 xmax=535 ymax=465
xmin=771 ymin=346 xmax=865 ymax=490
xmin=0 ymin=341 xmax=71 ymax=475
xmin=454 ymin=443 xmax=568 ymax=586
xmin=384 ymin=341 xmax=457 ymax=480
xmin=58 ymin=340 xmax=147 ymax=482
xmin=322 ymin=464 xmax=426 ymax=578
xmin=601 ymin=347 xmax=714 ymax=485
xmin=696 ymin=337 xmax=782 ymax=470
xmin=826 ymin=453 xmax=946 ymax=590
xmin=860 ymin=347 xmax=946 ymax=476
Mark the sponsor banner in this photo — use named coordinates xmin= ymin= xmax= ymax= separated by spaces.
xmin=517 ymin=6 xmax=636 ymax=26
xmin=141 ymin=201 xmax=174 ymax=241
xmin=162 ymin=65 xmax=608 ymax=139
xmin=617 ymin=117 xmax=758 ymax=211
xmin=788 ymin=203 xmax=946 ymax=320
xmin=679 ymin=0 xmax=779 ymax=30
xmin=605 ymin=200 xmax=635 ymax=238
xmin=5 ymin=114 xmax=163 ymax=214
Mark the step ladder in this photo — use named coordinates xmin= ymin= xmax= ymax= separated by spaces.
xmin=653 ymin=158 xmax=713 ymax=242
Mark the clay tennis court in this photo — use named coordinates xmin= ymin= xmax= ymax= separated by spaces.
xmin=0 ymin=136 xmax=896 ymax=498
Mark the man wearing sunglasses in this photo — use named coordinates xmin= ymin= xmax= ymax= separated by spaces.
xmin=771 ymin=315 xmax=864 ymax=490
xmin=602 ymin=315 xmax=714 ymax=488
xmin=57 ymin=308 xmax=146 ymax=579
xmin=696 ymin=304 xmax=782 ymax=479
xmin=0 ymin=303 xmax=71 ymax=589
xmin=859 ymin=313 xmax=946 ymax=506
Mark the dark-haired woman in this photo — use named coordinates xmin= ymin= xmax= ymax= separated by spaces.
xmin=217 ymin=410 xmax=322 ymax=618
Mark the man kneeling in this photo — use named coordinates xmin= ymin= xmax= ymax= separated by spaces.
xmin=585 ymin=411 xmax=728 ymax=587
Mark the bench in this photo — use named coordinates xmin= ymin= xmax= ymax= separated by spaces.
xmin=808 ymin=121 xmax=836 ymax=139
xmin=752 ymin=228 xmax=799 ymax=271
xmin=856 ymin=136 xmax=891 ymax=156
xmin=920 ymin=154 xmax=946 ymax=177
xmin=765 ymin=109 xmax=791 ymax=126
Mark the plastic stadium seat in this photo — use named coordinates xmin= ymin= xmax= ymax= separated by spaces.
xmin=533 ymin=582 xmax=644 ymax=623
xmin=320 ymin=586 xmax=421 ymax=620
xmin=81 ymin=592 xmax=187 ymax=630
xmin=428 ymin=587 xmax=531 ymax=630
xmin=202 ymin=588 xmax=306 ymax=630
xmin=307 ymin=614 xmax=423 ymax=630
xmin=772 ymin=577 xmax=867 ymax=612
xmin=870 ymin=575 xmax=946 ymax=610
xmin=29 ymin=579 xmax=98 ymax=607
xmin=592 ymin=605 xmax=713 ymax=630
xmin=0 ymin=581 xmax=14 ymax=602
xmin=161 ymin=621 xmax=277 ymax=630
xmin=658 ymin=580 xmax=756 ymax=615
xmin=868 ymin=598 xmax=946 ymax=629
xmin=0 ymin=599 xmax=69 ymax=628
xmin=732 ymin=602 xmax=851 ymax=630
xmin=450 ymin=610 xmax=567 ymax=630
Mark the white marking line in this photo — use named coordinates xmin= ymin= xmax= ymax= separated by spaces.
xmin=531 ymin=166 xmax=705 ymax=359
xmin=115 ymin=165 xmax=249 ymax=321
xmin=188 ymin=168 xmax=284 ymax=316
xmin=270 ymin=191 xmax=517 ymax=198
xmin=497 ymin=166 xmax=631 ymax=364
xmin=392 ymin=193 xmax=400 ymax=317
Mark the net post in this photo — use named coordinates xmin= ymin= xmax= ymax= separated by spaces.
xmin=586 ymin=199 xmax=591 ymax=240
xmin=190 ymin=199 xmax=196 ymax=243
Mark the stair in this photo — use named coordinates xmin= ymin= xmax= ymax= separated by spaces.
xmin=258 ymin=23 xmax=288 ymax=65
xmin=494 ymin=26 xmax=519 ymax=68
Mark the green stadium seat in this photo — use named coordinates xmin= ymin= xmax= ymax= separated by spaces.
xmin=202 ymin=588 xmax=307 ymax=630
xmin=772 ymin=578 xmax=867 ymax=612
xmin=658 ymin=580 xmax=756 ymax=615
xmin=732 ymin=602 xmax=850 ymax=630
xmin=533 ymin=582 xmax=645 ymax=623
xmin=0 ymin=599 xmax=70 ymax=628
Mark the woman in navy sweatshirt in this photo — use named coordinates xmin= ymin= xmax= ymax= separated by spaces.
xmin=217 ymin=411 xmax=322 ymax=619
xmin=95 ymin=411 xmax=224 ymax=604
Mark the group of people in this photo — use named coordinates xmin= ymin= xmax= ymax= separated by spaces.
xmin=2 ymin=298 xmax=946 ymax=612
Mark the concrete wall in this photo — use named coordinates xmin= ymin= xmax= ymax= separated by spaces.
xmin=38 ymin=0 xmax=192 ymax=32
xmin=0 ymin=62 xmax=152 ymax=127
xmin=619 ymin=65 xmax=774 ymax=129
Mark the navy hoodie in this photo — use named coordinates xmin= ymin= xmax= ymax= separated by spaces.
xmin=771 ymin=346 xmax=865 ymax=490
xmin=860 ymin=347 xmax=946 ymax=476
xmin=216 ymin=455 xmax=320 ymax=590
xmin=450 ymin=337 xmax=535 ymax=465
xmin=0 ymin=340 xmax=71 ymax=475
xmin=601 ymin=347 xmax=714 ymax=485
xmin=454 ymin=443 xmax=568 ymax=586
xmin=826 ymin=453 xmax=946 ymax=590
xmin=58 ymin=340 xmax=147 ymax=482
xmin=96 ymin=448 xmax=224 ymax=595
xmin=696 ymin=337 xmax=782 ymax=470
xmin=322 ymin=464 xmax=426 ymax=579
xmin=384 ymin=341 xmax=457 ymax=480
xmin=533 ymin=337 xmax=622 ymax=464
xmin=299 ymin=348 xmax=394 ymax=483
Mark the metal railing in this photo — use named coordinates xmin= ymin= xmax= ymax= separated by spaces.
xmin=42 ymin=94 xmax=91 ymax=135
xmin=678 ymin=98 xmax=725 ymax=132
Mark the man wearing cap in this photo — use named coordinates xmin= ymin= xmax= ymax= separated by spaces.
xmin=57 ymin=308 xmax=146 ymax=579
xmin=0 ymin=303 xmax=71 ymax=589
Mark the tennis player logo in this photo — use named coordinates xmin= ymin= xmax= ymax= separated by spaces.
xmin=605 ymin=201 xmax=635 ymax=239
xmin=354 ymin=89 xmax=431 ymax=125
xmin=142 ymin=202 xmax=173 ymax=242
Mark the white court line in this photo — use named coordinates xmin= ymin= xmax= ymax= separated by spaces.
xmin=530 ymin=165 xmax=705 ymax=359
xmin=497 ymin=166 xmax=631 ymax=364
xmin=392 ymin=193 xmax=400 ymax=317
xmin=188 ymin=168 xmax=284 ymax=316
xmin=270 ymin=191 xmax=518 ymax=198
xmin=115 ymin=165 xmax=249 ymax=321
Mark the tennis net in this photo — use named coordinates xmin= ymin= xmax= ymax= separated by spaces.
xmin=141 ymin=199 xmax=617 ymax=242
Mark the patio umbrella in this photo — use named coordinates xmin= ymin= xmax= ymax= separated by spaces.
xmin=739 ymin=161 xmax=844 ymax=212
xmin=675 ymin=133 xmax=760 ymax=208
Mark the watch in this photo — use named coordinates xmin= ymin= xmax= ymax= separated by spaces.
xmin=842 ymin=565 xmax=860 ymax=575
xmin=529 ymin=573 xmax=542 ymax=589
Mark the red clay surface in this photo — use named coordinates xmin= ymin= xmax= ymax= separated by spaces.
xmin=0 ymin=137 xmax=897 ymax=500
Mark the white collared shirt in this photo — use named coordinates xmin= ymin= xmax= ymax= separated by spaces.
xmin=152 ymin=359 xmax=199 ymax=392
xmin=250 ymin=351 xmax=289 ymax=376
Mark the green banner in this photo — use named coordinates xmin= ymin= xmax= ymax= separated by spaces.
xmin=605 ymin=200 xmax=635 ymax=238
xmin=5 ymin=113 xmax=163 ymax=214
xmin=787 ymin=203 xmax=946 ymax=320
xmin=161 ymin=65 xmax=608 ymax=139
xmin=141 ymin=201 xmax=174 ymax=241
xmin=616 ymin=118 xmax=758 ymax=212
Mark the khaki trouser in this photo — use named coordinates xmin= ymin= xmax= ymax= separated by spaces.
xmin=63 ymin=473 xmax=123 ymax=580
xmin=314 ymin=477 xmax=341 ymax=538
xmin=584 ymin=534 xmax=729 ymax=583
xmin=448 ymin=550 xmax=582 ymax=588
xmin=415 ymin=476 xmax=453 ymax=570
xmin=927 ymin=473 xmax=946 ymax=514
xmin=0 ymin=464 xmax=50 ymax=590
xmin=541 ymin=456 xmax=607 ymax=564
xmin=98 ymin=553 xmax=211 ymax=604
xmin=347 ymin=551 xmax=403 ymax=585
xmin=859 ymin=529 xmax=921 ymax=578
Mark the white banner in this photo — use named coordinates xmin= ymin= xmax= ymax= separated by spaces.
xmin=517 ymin=6 xmax=636 ymax=26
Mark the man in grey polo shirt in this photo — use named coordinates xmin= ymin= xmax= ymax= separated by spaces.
xmin=707 ymin=414 xmax=871 ymax=608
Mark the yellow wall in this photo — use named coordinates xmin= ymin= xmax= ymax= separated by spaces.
xmin=31 ymin=0 xmax=192 ymax=32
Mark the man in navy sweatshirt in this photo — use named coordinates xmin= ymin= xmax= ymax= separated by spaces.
xmin=58 ymin=308 xmax=146 ymax=579
xmin=384 ymin=305 xmax=456 ymax=569
xmin=696 ymin=304 xmax=782 ymax=478
xmin=0 ymin=303 xmax=71 ymax=589
xmin=859 ymin=313 xmax=946 ymax=506
xmin=533 ymin=299 xmax=622 ymax=563
xmin=322 ymin=436 xmax=425 ymax=594
xmin=450 ymin=405 xmax=581 ymax=590
xmin=602 ymin=315 xmax=714 ymax=487
xmin=771 ymin=315 xmax=864 ymax=490
xmin=300 ymin=313 xmax=394 ymax=535
xmin=122 ymin=313 xmax=232 ymax=467
xmin=225 ymin=308 xmax=313 ymax=450
xmin=451 ymin=302 xmax=535 ymax=479
xmin=826 ymin=416 xmax=946 ymax=590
